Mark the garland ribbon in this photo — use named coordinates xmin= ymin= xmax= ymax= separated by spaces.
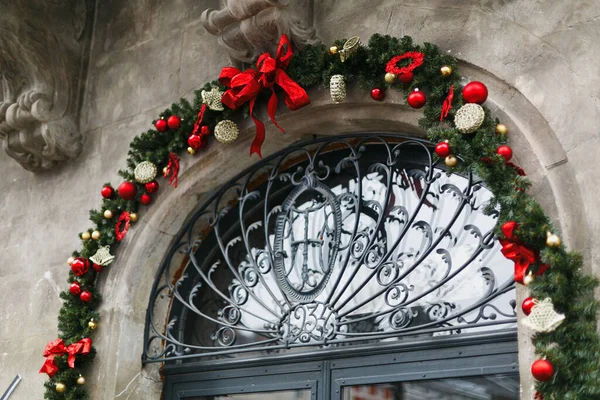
xmin=39 ymin=338 xmax=92 ymax=377
xmin=385 ymin=51 xmax=425 ymax=76
xmin=164 ymin=152 xmax=180 ymax=187
xmin=191 ymin=104 xmax=207 ymax=137
xmin=500 ymin=221 xmax=548 ymax=283
xmin=219 ymin=34 xmax=310 ymax=157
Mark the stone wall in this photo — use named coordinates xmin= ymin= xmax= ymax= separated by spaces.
xmin=0 ymin=0 xmax=599 ymax=399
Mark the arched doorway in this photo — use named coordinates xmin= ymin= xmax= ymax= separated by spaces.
xmin=144 ymin=133 xmax=519 ymax=399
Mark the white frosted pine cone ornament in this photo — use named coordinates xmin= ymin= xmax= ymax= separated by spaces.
xmin=134 ymin=161 xmax=158 ymax=184
xmin=330 ymin=75 xmax=347 ymax=104
xmin=454 ymin=103 xmax=485 ymax=134
xmin=214 ymin=120 xmax=240 ymax=144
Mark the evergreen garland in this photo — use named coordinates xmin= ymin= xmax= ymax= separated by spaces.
xmin=43 ymin=34 xmax=600 ymax=399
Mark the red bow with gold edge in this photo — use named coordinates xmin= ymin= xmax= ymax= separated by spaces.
xmin=219 ymin=34 xmax=310 ymax=158
xmin=39 ymin=338 xmax=92 ymax=377
xmin=499 ymin=221 xmax=548 ymax=284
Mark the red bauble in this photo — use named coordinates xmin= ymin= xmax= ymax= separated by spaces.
xmin=69 ymin=282 xmax=81 ymax=295
xmin=80 ymin=291 xmax=92 ymax=303
xmin=71 ymin=258 xmax=90 ymax=277
xmin=200 ymin=125 xmax=211 ymax=136
xmin=145 ymin=180 xmax=159 ymax=194
xmin=497 ymin=145 xmax=513 ymax=161
xmin=531 ymin=359 xmax=554 ymax=382
xmin=522 ymin=297 xmax=535 ymax=316
xmin=435 ymin=142 xmax=451 ymax=158
xmin=155 ymin=119 xmax=168 ymax=132
xmin=101 ymin=185 xmax=114 ymax=199
xmin=167 ymin=115 xmax=181 ymax=130
xmin=398 ymin=71 xmax=414 ymax=84
xmin=140 ymin=193 xmax=152 ymax=205
xmin=118 ymin=181 xmax=137 ymax=200
xmin=92 ymin=263 xmax=103 ymax=273
xmin=188 ymin=134 xmax=205 ymax=150
xmin=370 ymin=88 xmax=385 ymax=101
xmin=462 ymin=81 xmax=488 ymax=104
xmin=407 ymin=90 xmax=426 ymax=109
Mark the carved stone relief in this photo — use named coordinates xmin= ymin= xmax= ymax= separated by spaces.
xmin=201 ymin=0 xmax=320 ymax=65
xmin=0 ymin=0 xmax=90 ymax=171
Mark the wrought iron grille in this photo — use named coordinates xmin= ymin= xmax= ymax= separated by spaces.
xmin=143 ymin=134 xmax=517 ymax=364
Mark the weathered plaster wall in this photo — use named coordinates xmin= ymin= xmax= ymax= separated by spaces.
xmin=0 ymin=1 xmax=599 ymax=399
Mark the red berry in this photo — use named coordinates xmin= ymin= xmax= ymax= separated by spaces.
xmin=407 ymin=90 xmax=426 ymax=108
xmin=69 ymin=282 xmax=81 ymax=295
xmin=435 ymin=142 xmax=451 ymax=158
xmin=462 ymin=81 xmax=488 ymax=104
xmin=188 ymin=134 xmax=204 ymax=150
xmin=167 ymin=115 xmax=181 ymax=130
xmin=155 ymin=119 xmax=168 ymax=132
xmin=200 ymin=125 xmax=211 ymax=136
xmin=118 ymin=181 xmax=137 ymax=200
xmin=522 ymin=297 xmax=535 ymax=316
xmin=92 ymin=263 xmax=103 ymax=273
xmin=370 ymin=88 xmax=385 ymax=101
xmin=80 ymin=291 xmax=92 ymax=303
xmin=145 ymin=180 xmax=159 ymax=194
xmin=398 ymin=71 xmax=413 ymax=84
xmin=101 ymin=185 xmax=114 ymax=199
xmin=140 ymin=193 xmax=152 ymax=205
xmin=71 ymin=258 xmax=90 ymax=277
xmin=497 ymin=145 xmax=513 ymax=161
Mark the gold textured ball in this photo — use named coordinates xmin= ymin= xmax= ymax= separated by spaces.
xmin=523 ymin=272 xmax=534 ymax=286
xmin=496 ymin=123 xmax=509 ymax=135
xmin=56 ymin=383 xmax=67 ymax=393
xmin=88 ymin=319 xmax=97 ymax=330
xmin=214 ymin=120 xmax=240 ymax=144
xmin=67 ymin=256 xmax=75 ymax=266
xmin=130 ymin=213 xmax=139 ymax=222
xmin=384 ymin=72 xmax=398 ymax=84
xmin=81 ymin=231 xmax=91 ymax=241
xmin=440 ymin=65 xmax=453 ymax=77
xmin=103 ymin=210 xmax=113 ymax=219
xmin=445 ymin=155 xmax=458 ymax=167
xmin=76 ymin=376 xmax=86 ymax=386
xmin=329 ymin=45 xmax=338 ymax=55
xmin=546 ymin=232 xmax=561 ymax=248
xmin=91 ymin=230 xmax=101 ymax=240
xmin=187 ymin=146 xmax=196 ymax=155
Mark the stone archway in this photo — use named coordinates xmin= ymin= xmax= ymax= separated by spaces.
xmin=89 ymin=64 xmax=588 ymax=399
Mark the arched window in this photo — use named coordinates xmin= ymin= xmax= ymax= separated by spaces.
xmin=144 ymin=134 xmax=519 ymax=400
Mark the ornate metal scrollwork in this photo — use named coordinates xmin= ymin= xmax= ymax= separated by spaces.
xmin=143 ymin=134 xmax=517 ymax=364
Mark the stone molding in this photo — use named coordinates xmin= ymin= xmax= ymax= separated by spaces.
xmin=201 ymin=0 xmax=320 ymax=65
xmin=0 ymin=0 xmax=90 ymax=171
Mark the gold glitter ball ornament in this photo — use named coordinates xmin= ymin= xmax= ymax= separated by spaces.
xmin=496 ymin=123 xmax=509 ymax=135
xmin=214 ymin=120 xmax=239 ymax=144
xmin=523 ymin=298 xmax=565 ymax=333
xmin=445 ymin=155 xmax=458 ymax=167
xmin=67 ymin=256 xmax=75 ymax=266
xmin=330 ymin=75 xmax=347 ymax=104
xmin=103 ymin=210 xmax=113 ymax=219
xmin=91 ymin=230 xmax=101 ymax=240
xmin=523 ymin=272 xmax=534 ymax=286
xmin=77 ymin=376 xmax=86 ymax=385
xmin=384 ymin=72 xmax=398 ymax=84
xmin=329 ymin=45 xmax=338 ymax=55
xmin=90 ymin=245 xmax=115 ymax=266
xmin=201 ymin=87 xmax=224 ymax=111
xmin=130 ymin=212 xmax=139 ymax=222
xmin=546 ymin=231 xmax=561 ymax=248
xmin=187 ymin=147 xmax=196 ymax=155
xmin=134 ymin=161 xmax=158 ymax=184
xmin=454 ymin=103 xmax=485 ymax=134
xmin=81 ymin=231 xmax=91 ymax=241
xmin=56 ymin=383 xmax=67 ymax=393
xmin=440 ymin=65 xmax=453 ymax=77
xmin=88 ymin=319 xmax=98 ymax=330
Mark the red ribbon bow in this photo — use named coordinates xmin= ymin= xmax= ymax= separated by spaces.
xmin=219 ymin=34 xmax=310 ymax=157
xmin=440 ymin=85 xmax=454 ymax=121
xmin=40 ymin=338 xmax=92 ymax=377
xmin=499 ymin=221 xmax=548 ymax=284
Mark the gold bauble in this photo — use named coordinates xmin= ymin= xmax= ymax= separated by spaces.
xmin=187 ymin=146 xmax=196 ymax=155
xmin=103 ymin=210 xmax=113 ymax=219
xmin=440 ymin=65 xmax=453 ymax=77
xmin=384 ymin=72 xmax=398 ymax=84
xmin=88 ymin=319 xmax=98 ymax=330
xmin=67 ymin=256 xmax=75 ymax=266
xmin=546 ymin=232 xmax=561 ymax=248
xmin=496 ymin=123 xmax=509 ymax=135
xmin=523 ymin=272 xmax=534 ymax=286
xmin=91 ymin=230 xmax=101 ymax=240
xmin=77 ymin=376 xmax=86 ymax=385
xmin=329 ymin=45 xmax=338 ymax=55
xmin=162 ymin=166 xmax=168 ymax=176
xmin=130 ymin=213 xmax=139 ymax=222
xmin=56 ymin=383 xmax=67 ymax=393
xmin=81 ymin=231 xmax=91 ymax=241
xmin=445 ymin=155 xmax=458 ymax=167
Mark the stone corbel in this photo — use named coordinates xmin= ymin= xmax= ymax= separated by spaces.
xmin=0 ymin=0 xmax=89 ymax=171
xmin=201 ymin=0 xmax=320 ymax=65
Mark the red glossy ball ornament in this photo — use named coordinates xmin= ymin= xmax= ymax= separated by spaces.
xmin=118 ymin=181 xmax=137 ymax=200
xmin=155 ymin=118 xmax=168 ymax=132
xmin=71 ymin=258 xmax=90 ymax=277
xmin=187 ymin=134 xmax=205 ymax=150
xmin=92 ymin=263 xmax=103 ymax=273
xmin=398 ymin=71 xmax=414 ymax=84
xmin=69 ymin=282 xmax=81 ymax=295
xmin=497 ymin=145 xmax=513 ymax=161
xmin=101 ymin=185 xmax=114 ymax=199
xmin=370 ymin=88 xmax=385 ymax=101
xmin=200 ymin=125 xmax=211 ymax=136
xmin=522 ymin=297 xmax=536 ymax=316
xmin=407 ymin=90 xmax=426 ymax=109
xmin=167 ymin=115 xmax=181 ymax=130
xmin=435 ymin=142 xmax=451 ymax=158
xmin=462 ymin=81 xmax=488 ymax=104
xmin=145 ymin=180 xmax=159 ymax=194
xmin=531 ymin=359 xmax=554 ymax=382
xmin=140 ymin=193 xmax=152 ymax=205
xmin=80 ymin=291 xmax=92 ymax=303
